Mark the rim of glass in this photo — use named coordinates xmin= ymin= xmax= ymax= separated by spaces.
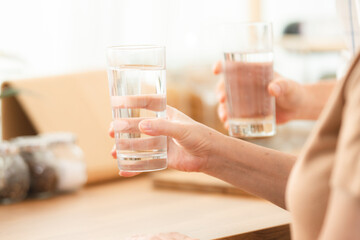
xmin=107 ymin=45 xmax=165 ymax=51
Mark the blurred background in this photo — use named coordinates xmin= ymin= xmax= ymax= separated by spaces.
xmin=0 ymin=0 xmax=344 ymax=150
xmin=0 ymin=0 xmax=342 ymax=78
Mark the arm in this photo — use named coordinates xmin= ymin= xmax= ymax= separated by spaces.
xmin=110 ymin=105 xmax=296 ymax=209
xmin=318 ymin=72 xmax=360 ymax=239
xmin=131 ymin=106 xmax=296 ymax=209
xmin=295 ymin=81 xmax=336 ymax=121
xmin=318 ymin=190 xmax=360 ymax=240
xmin=204 ymin=134 xmax=296 ymax=209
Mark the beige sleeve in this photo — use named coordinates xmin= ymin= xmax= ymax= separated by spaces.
xmin=331 ymin=69 xmax=360 ymax=197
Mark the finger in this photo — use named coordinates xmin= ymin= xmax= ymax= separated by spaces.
xmin=166 ymin=105 xmax=194 ymax=122
xmin=268 ymin=78 xmax=296 ymax=98
xmin=212 ymin=61 xmax=222 ymax=75
xmin=113 ymin=118 xmax=151 ymax=133
xmin=216 ymin=78 xmax=226 ymax=102
xmin=115 ymin=136 xmax=166 ymax=151
xmin=268 ymin=82 xmax=282 ymax=97
xmin=217 ymin=103 xmax=227 ymax=122
xmin=109 ymin=122 xmax=114 ymax=138
xmin=111 ymin=94 xmax=166 ymax=111
xmin=118 ymin=171 xmax=141 ymax=177
xmin=224 ymin=121 xmax=229 ymax=130
xmin=139 ymin=118 xmax=190 ymax=141
xmin=111 ymin=145 xmax=116 ymax=158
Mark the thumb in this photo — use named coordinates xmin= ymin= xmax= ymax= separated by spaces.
xmin=212 ymin=61 xmax=222 ymax=75
xmin=139 ymin=119 xmax=189 ymax=141
xmin=268 ymin=79 xmax=296 ymax=98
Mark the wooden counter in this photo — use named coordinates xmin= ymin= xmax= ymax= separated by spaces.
xmin=0 ymin=175 xmax=290 ymax=240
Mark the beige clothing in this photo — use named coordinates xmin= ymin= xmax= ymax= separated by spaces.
xmin=287 ymin=53 xmax=360 ymax=239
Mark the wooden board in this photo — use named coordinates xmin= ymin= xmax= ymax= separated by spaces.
xmin=152 ymin=170 xmax=255 ymax=197
xmin=0 ymin=176 xmax=290 ymax=240
xmin=216 ymin=224 xmax=290 ymax=240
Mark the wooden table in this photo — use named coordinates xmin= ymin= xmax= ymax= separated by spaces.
xmin=0 ymin=175 xmax=290 ymax=240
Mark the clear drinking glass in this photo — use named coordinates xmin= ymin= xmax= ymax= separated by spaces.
xmin=222 ymin=22 xmax=276 ymax=138
xmin=106 ymin=45 xmax=167 ymax=172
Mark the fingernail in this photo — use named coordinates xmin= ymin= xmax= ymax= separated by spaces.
xmin=271 ymin=84 xmax=281 ymax=96
xmin=139 ymin=121 xmax=152 ymax=131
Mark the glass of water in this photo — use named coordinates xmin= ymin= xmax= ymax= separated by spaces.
xmin=222 ymin=22 xmax=276 ymax=138
xmin=106 ymin=45 xmax=167 ymax=172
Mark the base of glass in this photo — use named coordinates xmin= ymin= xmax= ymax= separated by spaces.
xmin=117 ymin=152 xmax=167 ymax=172
xmin=228 ymin=118 xmax=276 ymax=139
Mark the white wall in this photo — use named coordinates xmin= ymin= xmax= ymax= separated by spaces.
xmin=0 ymin=0 xmax=251 ymax=80
xmin=262 ymin=0 xmax=340 ymax=83
xmin=262 ymin=0 xmax=338 ymax=37
xmin=0 ymin=0 xmax=341 ymax=83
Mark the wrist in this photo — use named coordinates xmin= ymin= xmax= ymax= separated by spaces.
xmin=201 ymin=132 xmax=238 ymax=175
xmin=295 ymin=81 xmax=335 ymax=120
xmin=294 ymin=84 xmax=315 ymax=120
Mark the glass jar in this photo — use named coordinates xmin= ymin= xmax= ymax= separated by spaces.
xmin=41 ymin=132 xmax=87 ymax=192
xmin=12 ymin=136 xmax=58 ymax=198
xmin=0 ymin=141 xmax=30 ymax=204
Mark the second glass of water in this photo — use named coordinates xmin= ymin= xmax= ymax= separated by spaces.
xmin=107 ymin=45 xmax=167 ymax=172
xmin=222 ymin=22 xmax=276 ymax=138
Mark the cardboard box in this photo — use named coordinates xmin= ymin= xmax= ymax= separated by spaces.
xmin=1 ymin=71 xmax=118 ymax=184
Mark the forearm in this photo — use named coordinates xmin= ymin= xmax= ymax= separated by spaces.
xmin=203 ymin=135 xmax=296 ymax=209
xmin=297 ymin=81 xmax=336 ymax=120
xmin=318 ymin=190 xmax=360 ymax=240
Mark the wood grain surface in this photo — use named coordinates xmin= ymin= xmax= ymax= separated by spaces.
xmin=0 ymin=174 xmax=290 ymax=240
xmin=152 ymin=170 xmax=255 ymax=197
xmin=216 ymin=224 xmax=290 ymax=240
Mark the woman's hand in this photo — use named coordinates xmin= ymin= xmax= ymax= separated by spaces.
xmin=109 ymin=106 xmax=223 ymax=177
xmin=109 ymin=104 xmax=296 ymax=208
xmin=213 ymin=61 xmax=306 ymax=127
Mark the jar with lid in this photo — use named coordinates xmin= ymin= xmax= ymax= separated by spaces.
xmin=0 ymin=141 xmax=30 ymax=204
xmin=12 ymin=136 xmax=58 ymax=198
xmin=41 ymin=132 xmax=87 ymax=192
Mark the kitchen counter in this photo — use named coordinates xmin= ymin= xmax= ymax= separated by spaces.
xmin=0 ymin=174 xmax=290 ymax=240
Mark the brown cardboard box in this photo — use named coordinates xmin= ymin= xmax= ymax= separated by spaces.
xmin=1 ymin=71 xmax=118 ymax=184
